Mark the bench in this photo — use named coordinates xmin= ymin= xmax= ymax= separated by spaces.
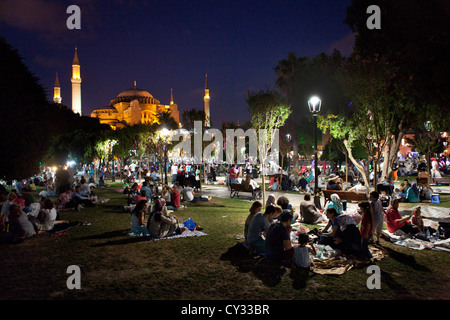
xmin=431 ymin=177 xmax=450 ymax=185
xmin=416 ymin=176 xmax=430 ymax=189
xmin=230 ymin=183 xmax=262 ymax=201
xmin=322 ymin=189 xmax=368 ymax=208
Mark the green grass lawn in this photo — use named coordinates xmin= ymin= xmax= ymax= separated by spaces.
xmin=1 ymin=183 xmax=449 ymax=300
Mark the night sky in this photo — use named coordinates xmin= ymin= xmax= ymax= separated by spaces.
xmin=0 ymin=0 xmax=354 ymax=125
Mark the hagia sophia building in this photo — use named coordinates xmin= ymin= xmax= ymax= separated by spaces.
xmin=53 ymin=47 xmax=211 ymax=130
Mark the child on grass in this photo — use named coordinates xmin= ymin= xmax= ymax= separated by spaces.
xmin=410 ymin=207 xmax=432 ymax=234
xmin=358 ymin=201 xmax=373 ymax=260
xmin=293 ymin=233 xmax=317 ymax=269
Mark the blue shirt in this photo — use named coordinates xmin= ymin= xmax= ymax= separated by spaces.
xmin=141 ymin=186 xmax=152 ymax=198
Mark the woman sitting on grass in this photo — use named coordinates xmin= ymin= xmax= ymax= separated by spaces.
xmin=147 ymin=198 xmax=185 ymax=239
xmin=8 ymin=204 xmax=35 ymax=239
xmin=318 ymin=207 xmax=341 ymax=248
xmin=405 ymin=182 xmax=420 ymax=203
xmin=29 ymin=197 xmax=67 ymax=233
xmin=333 ymin=214 xmax=364 ymax=259
xmin=276 ymin=196 xmax=298 ymax=223
xmin=130 ymin=199 xmax=150 ymax=236
xmin=244 ymin=201 xmax=263 ymax=244
xmin=127 ymin=183 xmax=140 ymax=205
xmin=299 ymin=193 xmax=326 ymax=224
xmin=385 ymin=198 xmax=419 ymax=236
xmin=265 ymin=194 xmax=276 ymax=209
xmin=325 ymin=193 xmax=344 ymax=215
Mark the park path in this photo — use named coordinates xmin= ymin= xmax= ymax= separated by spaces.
xmin=200 ymin=180 xmax=450 ymax=222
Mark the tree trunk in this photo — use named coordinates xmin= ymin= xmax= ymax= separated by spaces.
xmin=381 ymin=132 xmax=404 ymax=182
xmin=293 ymin=139 xmax=299 ymax=174
xmin=343 ymin=140 xmax=370 ymax=188
xmin=373 ymin=159 xmax=379 ymax=191
xmin=261 ymin=159 xmax=266 ymax=202
xmin=345 ymin=152 xmax=348 ymax=190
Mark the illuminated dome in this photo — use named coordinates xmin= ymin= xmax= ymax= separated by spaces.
xmin=110 ymin=81 xmax=159 ymax=105
xmin=117 ymin=88 xmax=153 ymax=99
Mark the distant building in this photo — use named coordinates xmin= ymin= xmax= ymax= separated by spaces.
xmin=204 ymin=73 xmax=210 ymax=127
xmin=71 ymin=47 xmax=82 ymax=115
xmin=53 ymin=72 xmax=62 ymax=104
xmin=52 ymin=47 xmax=186 ymax=129
xmin=90 ymin=81 xmax=180 ymax=130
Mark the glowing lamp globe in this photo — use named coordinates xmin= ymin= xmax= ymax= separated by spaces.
xmin=308 ymin=96 xmax=321 ymax=114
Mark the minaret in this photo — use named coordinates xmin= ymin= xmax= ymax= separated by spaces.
xmin=53 ymin=72 xmax=62 ymax=104
xmin=71 ymin=46 xmax=82 ymax=115
xmin=204 ymin=73 xmax=210 ymax=127
xmin=170 ymin=88 xmax=174 ymax=105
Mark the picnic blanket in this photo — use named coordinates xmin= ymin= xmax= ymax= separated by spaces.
xmin=128 ymin=228 xmax=207 ymax=241
xmin=382 ymin=229 xmax=450 ymax=252
xmin=48 ymin=221 xmax=91 ymax=235
xmin=311 ymin=246 xmax=387 ymax=275
xmin=93 ymin=197 xmax=109 ymax=204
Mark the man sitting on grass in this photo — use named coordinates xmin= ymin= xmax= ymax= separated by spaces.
xmin=183 ymin=181 xmax=212 ymax=203
xmin=163 ymin=183 xmax=183 ymax=211
xmin=247 ymin=205 xmax=279 ymax=255
xmin=266 ymin=211 xmax=294 ymax=267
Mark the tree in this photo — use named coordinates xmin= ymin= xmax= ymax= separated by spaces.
xmin=279 ymin=127 xmax=293 ymax=173
xmin=0 ymin=38 xmax=50 ymax=179
xmin=156 ymin=110 xmax=179 ymax=131
xmin=406 ymin=122 xmax=446 ymax=176
xmin=275 ymin=50 xmax=347 ymax=173
xmin=247 ymin=88 xmax=291 ymax=200
xmin=181 ymin=108 xmax=207 ymax=130
xmin=345 ymin=0 xmax=450 ymax=180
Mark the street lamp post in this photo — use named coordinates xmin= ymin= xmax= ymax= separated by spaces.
xmin=424 ymin=121 xmax=432 ymax=176
xmin=161 ymin=128 xmax=169 ymax=185
xmin=285 ymin=133 xmax=292 ymax=174
xmin=164 ymin=145 xmax=168 ymax=185
xmin=308 ymin=96 xmax=322 ymax=209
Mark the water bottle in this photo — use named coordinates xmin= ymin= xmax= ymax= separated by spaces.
xmin=435 ymin=229 xmax=440 ymax=240
xmin=426 ymin=229 xmax=430 ymax=240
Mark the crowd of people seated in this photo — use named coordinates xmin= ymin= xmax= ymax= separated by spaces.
xmin=124 ymin=174 xmax=212 ymax=239
xmin=0 ymin=188 xmax=71 ymax=243
xmin=0 ymin=169 xmax=106 ymax=244
xmin=241 ymin=186 xmax=435 ymax=269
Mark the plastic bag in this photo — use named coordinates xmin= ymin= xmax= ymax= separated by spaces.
xmin=183 ymin=217 xmax=197 ymax=231
xmin=295 ymin=225 xmax=310 ymax=236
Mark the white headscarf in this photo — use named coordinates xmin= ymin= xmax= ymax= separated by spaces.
xmin=330 ymin=193 xmax=343 ymax=213
xmin=338 ymin=214 xmax=356 ymax=231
